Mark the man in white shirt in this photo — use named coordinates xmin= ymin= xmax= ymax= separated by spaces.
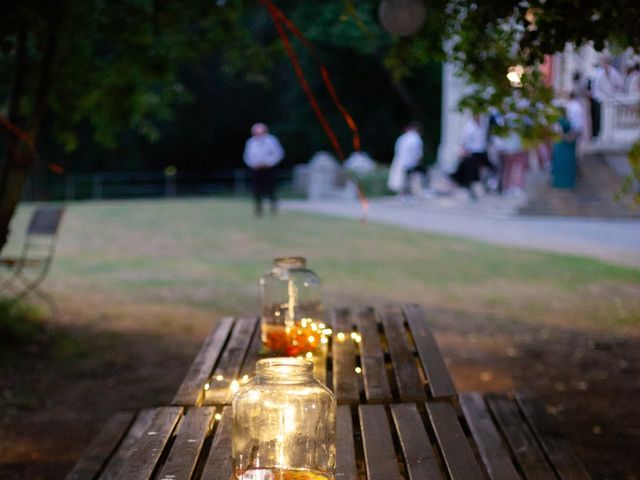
xmin=451 ymin=114 xmax=495 ymax=198
xmin=243 ymin=122 xmax=284 ymax=217
xmin=566 ymin=92 xmax=587 ymax=139
xmin=387 ymin=122 xmax=423 ymax=196
xmin=591 ymin=56 xmax=624 ymax=138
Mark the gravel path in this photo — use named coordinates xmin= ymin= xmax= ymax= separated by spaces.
xmin=282 ymin=196 xmax=640 ymax=268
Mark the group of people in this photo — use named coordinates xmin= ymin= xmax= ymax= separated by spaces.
xmin=385 ymin=113 xmax=533 ymax=200
xmin=244 ymin=54 xmax=638 ymax=213
xmin=578 ymin=55 xmax=640 ymax=139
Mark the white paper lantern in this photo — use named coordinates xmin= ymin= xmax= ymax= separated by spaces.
xmin=378 ymin=0 xmax=426 ymax=36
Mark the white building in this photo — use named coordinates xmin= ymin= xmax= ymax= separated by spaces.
xmin=437 ymin=45 xmax=640 ymax=178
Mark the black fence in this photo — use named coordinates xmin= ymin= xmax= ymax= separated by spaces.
xmin=30 ymin=169 xmax=295 ymax=201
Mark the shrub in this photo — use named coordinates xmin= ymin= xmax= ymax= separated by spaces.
xmin=0 ymin=297 xmax=46 ymax=345
xmin=351 ymin=167 xmax=392 ymax=197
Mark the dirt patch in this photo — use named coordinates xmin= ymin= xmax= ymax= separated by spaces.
xmin=1 ymin=298 xmax=639 ymax=479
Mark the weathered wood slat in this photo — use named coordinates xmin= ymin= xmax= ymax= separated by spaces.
xmin=459 ymin=393 xmax=520 ymax=480
xmin=200 ymin=406 xmax=234 ymax=480
xmin=486 ymin=393 xmax=556 ymax=480
xmin=119 ymin=407 xmax=183 ymax=480
xmin=426 ymin=401 xmax=485 ymax=480
xmin=515 ymin=392 xmax=591 ymax=480
xmin=336 ymin=405 xmax=359 ymax=480
xmin=390 ymin=403 xmax=445 ymax=480
xmin=173 ymin=317 xmax=234 ymax=406
xmin=65 ymin=411 xmax=135 ymax=480
xmin=155 ymin=407 xmax=215 ymax=480
xmin=98 ymin=408 xmax=157 ymax=480
xmin=238 ymin=319 xmax=263 ymax=380
xmin=403 ymin=304 xmax=457 ymax=399
xmin=359 ymin=405 xmax=402 ymax=480
xmin=356 ymin=307 xmax=392 ymax=403
xmin=332 ymin=308 xmax=360 ymax=404
xmin=205 ymin=317 xmax=258 ymax=405
xmin=311 ymin=342 xmax=329 ymax=386
xmin=379 ymin=307 xmax=426 ymax=402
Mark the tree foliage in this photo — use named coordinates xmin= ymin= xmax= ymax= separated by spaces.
xmin=0 ymin=0 xmax=258 ymax=248
xmin=2 ymin=0 xmax=640 ymax=250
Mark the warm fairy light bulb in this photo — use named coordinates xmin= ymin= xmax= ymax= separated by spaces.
xmin=305 ymin=352 xmax=313 ymax=359
xmin=216 ymin=375 xmax=224 ymax=381
xmin=204 ymin=382 xmax=210 ymax=391
xmin=355 ymin=367 xmax=362 ymax=374
xmin=507 ymin=65 xmax=525 ymax=87
xmin=322 ymin=328 xmax=333 ymax=335
xmin=308 ymin=335 xmax=316 ymax=344
xmin=321 ymin=336 xmax=328 ymax=344
xmin=241 ymin=375 xmax=250 ymax=384
xmin=318 ymin=323 xmax=326 ymax=330
xmin=230 ymin=380 xmax=240 ymax=393
xmin=337 ymin=332 xmax=346 ymax=342
xmin=214 ymin=413 xmax=222 ymax=421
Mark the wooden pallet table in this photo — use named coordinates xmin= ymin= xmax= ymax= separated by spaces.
xmin=67 ymin=304 xmax=591 ymax=479
xmin=172 ymin=304 xmax=457 ymax=407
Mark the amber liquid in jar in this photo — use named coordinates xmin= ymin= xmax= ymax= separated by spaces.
xmin=261 ymin=301 xmax=323 ymax=356
xmin=261 ymin=323 xmax=319 ymax=356
xmin=235 ymin=467 xmax=334 ymax=480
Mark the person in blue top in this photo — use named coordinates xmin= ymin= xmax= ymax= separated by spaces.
xmin=551 ymin=108 xmax=578 ymax=189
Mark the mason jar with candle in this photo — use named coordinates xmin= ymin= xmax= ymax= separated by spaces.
xmin=232 ymin=358 xmax=336 ymax=480
xmin=259 ymin=257 xmax=323 ymax=356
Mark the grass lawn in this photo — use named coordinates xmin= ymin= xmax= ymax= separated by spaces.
xmin=9 ymin=197 xmax=632 ymax=331
xmin=2 ymin=197 xmax=639 ymax=479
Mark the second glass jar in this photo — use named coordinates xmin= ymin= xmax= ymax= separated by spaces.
xmin=259 ymin=257 xmax=323 ymax=356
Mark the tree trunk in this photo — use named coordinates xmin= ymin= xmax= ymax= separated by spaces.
xmin=0 ymin=19 xmax=58 ymax=251
xmin=0 ymin=149 xmax=31 ymax=251
xmin=0 ymin=27 xmax=29 ymax=252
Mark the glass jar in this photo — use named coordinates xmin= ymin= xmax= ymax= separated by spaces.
xmin=260 ymin=257 xmax=323 ymax=356
xmin=232 ymin=358 xmax=337 ymax=480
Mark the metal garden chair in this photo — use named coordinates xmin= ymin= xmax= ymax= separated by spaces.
xmin=0 ymin=206 xmax=65 ymax=312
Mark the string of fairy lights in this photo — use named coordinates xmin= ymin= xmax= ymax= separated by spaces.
xmin=202 ymin=324 xmax=364 ymax=399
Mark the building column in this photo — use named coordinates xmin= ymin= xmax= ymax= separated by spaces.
xmin=437 ymin=62 xmax=469 ymax=173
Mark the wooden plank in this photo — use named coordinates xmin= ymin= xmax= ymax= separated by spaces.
xmin=515 ymin=392 xmax=591 ymax=480
xmin=391 ymin=404 xmax=445 ymax=480
xmin=336 ymin=405 xmax=358 ymax=480
xmin=99 ymin=408 xmax=157 ymax=480
xmin=238 ymin=318 xmax=263 ymax=380
xmin=205 ymin=317 xmax=258 ymax=405
xmin=332 ymin=308 xmax=360 ymax=404
xmin=200 ymin=406 xmax=234 ymax=480
xmin=155 ymin=407 xmax=215 ymax=480
xmin=118 ymin=407 xmax=183 ymax=480
xmin=379 ymin=307 xmax=426 ymax=402
xmin=486 ymin=393 xmax=556 ymax=480
xmin=459 ymin=393 xmax=520 ymax=480
xmin=65 ymin=411 xmax=135 ymax=480
xmin=403 ymin=304 xmax=457 ymax=399
xmin=173 ymin=317 xmax=234 ymax=406
xmin=311 ymin=341 xmax=329 ymax=386
xmin=356 ymin=307 xmax=392 ymax=404
xmin=426 ymin=401 xmax=485 ymax=480
xmin=359 ymin=405 xmax=402 ymax=480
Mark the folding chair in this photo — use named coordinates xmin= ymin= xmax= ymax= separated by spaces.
xmin=0 ymin=206 xmax=65 ymax=312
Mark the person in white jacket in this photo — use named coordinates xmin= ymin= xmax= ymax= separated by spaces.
xmin=243 ymin=122 xmax=284 ymax=217
xmin=387 ymin=122 xmax=423 ymax=197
